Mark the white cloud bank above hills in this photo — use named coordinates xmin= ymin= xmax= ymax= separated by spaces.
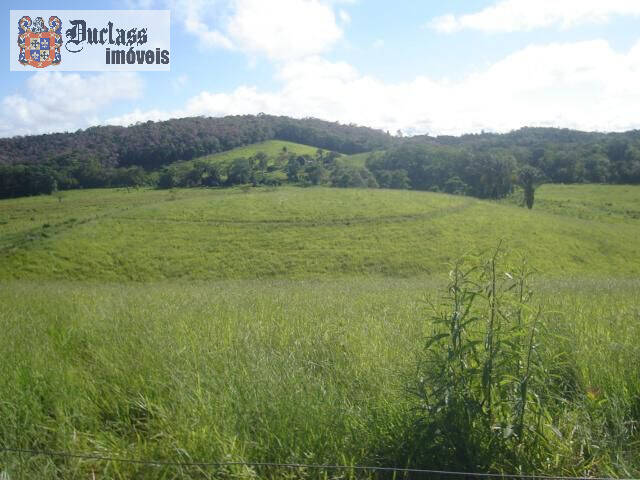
xmin=0 ymin=73 xmax=143 ymax=137
xmin=430 ymin=0 xmax=640 ymax=33
xmin=151 ymin=0 xmax=344 ymax=60
xmin=4 ymin=0 xmax=640 ymax=137
xmin=106 ymin=39 xmax=640 ymax=136
xmin=5 ymin=38 xmax=640 ymax=137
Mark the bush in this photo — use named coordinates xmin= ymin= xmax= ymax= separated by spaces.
xmin=444 ymin=175 xmax=468 ymax=195
xmin=227 ymin=157 xmax=255 ymax=185
xmin=411 ymin=247 xmax=550 ymax=471
xmin=375 ymin=169 xmax=410 ymax=189
xmin=330 ymin=165 xmax=378 ymax=188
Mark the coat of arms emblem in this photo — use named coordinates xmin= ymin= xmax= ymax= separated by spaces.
xmin=17 ymin=15 xmax=63 ymax=68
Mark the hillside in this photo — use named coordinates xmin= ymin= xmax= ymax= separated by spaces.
xmin=518 ymin=183 xmax=640 ymax=222
xmin=1 ymin=184 xmax=640 ymax=478
xmin=1 ymin=185 xmax=638 ymax=280
xmin=190 ymin=140 xmax=331 ymax=167
xmin=3 ymin=116 xmax=640 ymax=200
xmin=0 ymin=115 xmax=393 ymax=168
xmin=336 ymin=150 xmax=382 ymax=167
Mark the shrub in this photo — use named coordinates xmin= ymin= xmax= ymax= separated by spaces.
xmin=411 ymin=246 xmax=550 ymax=471
xmin=330 ymin=165 xmax=378 ymax=188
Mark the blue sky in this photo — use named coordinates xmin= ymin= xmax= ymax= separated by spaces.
xmin=3 ymin=0 xmax=640 ymax=137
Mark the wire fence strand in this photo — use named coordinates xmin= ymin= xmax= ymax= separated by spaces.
xmin=1 ymin=447 xmax=637 ymax=480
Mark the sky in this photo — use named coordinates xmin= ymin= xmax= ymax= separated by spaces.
xmin=3 ymin=0 xmax=640 ymax=138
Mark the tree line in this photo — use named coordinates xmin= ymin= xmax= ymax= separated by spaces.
xmin=0 ymin=115 xmax=392 ymax=170
xmin=156 ymin=149 xmax=378 ymax=190
xmin=1 ymin=116 xmax=640 ymax=200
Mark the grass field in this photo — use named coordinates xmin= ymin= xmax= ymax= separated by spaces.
xmin=336 ymin=151 xmax=382 ymax=168
xmin=188 ymin=140 xmax=329 ymax=167
xmin=0 ymin=185 xmax=638 ymax=280
xmin=527 ymin=184 xmax=640 ymax=222
xmin=1 ymin=184 xmax=639 ymax=478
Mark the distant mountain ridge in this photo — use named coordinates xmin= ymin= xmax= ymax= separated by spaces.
xmin=2 ymin=115 xmax=640 ymax=200
xmin=3 ymin=114 xmax=640 ymax=171
xmin=0 ymin=115 xmax=394 ymax=169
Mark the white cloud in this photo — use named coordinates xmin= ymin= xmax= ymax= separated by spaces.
xmin=338 ymin=9 xmax=351 ymax=23
xmin=105 ymin=108 xmax=175 ymax=126
xmin=171 ymin=74 xmax=190 ymax=91
xmin=177 ymin=0 xmax=234 ymax=48
xmin=226 ymin=0 xmax=342 ymax=59
xmin=123 ymin=0 xmax=156 ymax=7
xmin=160 ymin=0 xmax=342 ymax=59
xmin=106 ymin=39 xmax=640 ymax=136
xmin=430 ymin=0 xmax=640 ymax=33
xmin=1 ymin=73 xmax=143 ymax=137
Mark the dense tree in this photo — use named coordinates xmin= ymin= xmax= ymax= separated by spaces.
xmin=583 ymin=151 xmax=610 ymax=183
xmin=0 ymin=164 xmax=57 ymax=198
xmin=443 ymin=176 xmax=467 ymax=195
xmin=517 ymin=165 xmax=543 ymax=209
xmin=285 ymin=155 xmax=305 ymax=182
xmin=3 ymin=115 xmax=640 ymax=200
xmin=111 ymin=166 xmax=147 ymax=187
xmin=0 ymin=115 xmax=393 ymax=171
xmin=464 ymin=152 xmax=515 ymax=199
xmin=376 ymin=169 xmax=411 ymax=189
xmin=305 ymin=161 xmax=329 ymax=185
xmin=330 ymin=165 xmax=378 ymax=188
xmin=226 ymin=157 xmax=255 ymax=185
xmin=367 ymin=145 xmax=515 ymax=199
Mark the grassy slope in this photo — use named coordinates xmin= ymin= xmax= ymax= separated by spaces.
xmin=533 ymin=183 xmax=640 ymax=222
xmin=0 ymin=185 xmax=638 ymax=280
xmin=336 ymin=150 xmax=384 ymax=168
xmin=188 ymin=140 xmax=327 ymax=167
xmin=1 ymin=184 xmax=640 ymax=478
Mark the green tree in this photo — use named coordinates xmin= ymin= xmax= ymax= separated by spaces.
xmin=305 ymin=161 xmax=329 ymax=185
xmin=227 ymin=157 xmax=254 ymax=185
xmin=444 ymin=175 xmax=468 ymax=195
xmin=330 ymin=165 xmax=378 ymax=188
xmin=285 ymin=155 xmax=306 ymax=182
xmin=518 ymin=165 xmax=542 ymax=209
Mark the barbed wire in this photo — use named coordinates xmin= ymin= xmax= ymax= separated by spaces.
xmin=1 ymin=447 xmax=637 ymax=480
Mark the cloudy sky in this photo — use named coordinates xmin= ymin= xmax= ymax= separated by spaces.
xmin=3 ymin=0 xmax=640 ymax=137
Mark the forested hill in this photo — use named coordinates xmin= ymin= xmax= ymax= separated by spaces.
xmin=2 ymin=115 xmax=640 ymax=200
xmin=4 ymin=115 xmax=640 ymax=174
xmin=416 ymin=127 xmax=615 ymax=148
xmin=0 ymin=115 xmax=395 ymax=168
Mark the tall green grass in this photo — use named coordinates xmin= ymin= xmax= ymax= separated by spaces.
xmin=407 ymin=250 xmax=640 ymax=475
xmin=1 ymin=275 xmax=639 ymax=478
xmin=1 ymin=186 xmax=639 ymax=280
xmin=1 ymin=185 xmax=639 ymax=478
xmin=505 ymin=184 xmax=640 ymax=223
